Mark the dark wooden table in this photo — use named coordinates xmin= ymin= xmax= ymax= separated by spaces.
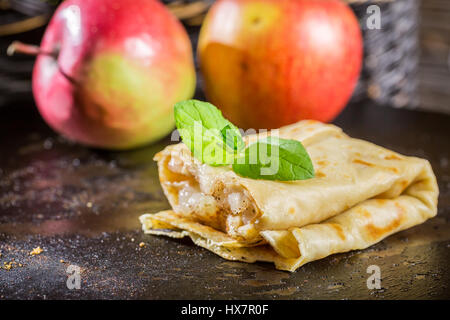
xmin=0 ymin=99 xmax=449 ymax=299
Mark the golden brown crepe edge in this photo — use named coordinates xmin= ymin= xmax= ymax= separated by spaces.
xmin=142 ymin=122 xmax=439 ymax=272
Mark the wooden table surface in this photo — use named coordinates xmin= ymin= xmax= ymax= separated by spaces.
xmin=0 ymin=0 xmax=449 ymax=300
xmin=0 ymin=99 xmax=448 ymax=299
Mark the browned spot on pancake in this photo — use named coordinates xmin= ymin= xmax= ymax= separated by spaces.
xmin=388 ymin=167 xmax=400 ymax=174
xmin=399 ymin=179 xmax=409 ymax=192
xmin=354 ymin=152 xmax=362 ymax=157
xmin=316 ymin=171 xmax=326 ymax=178
xmin=385 ymin=153 xmax=402 ymax=160
xmin=334 ymin=133 xmax=342 ymax=138
xmin=353 ymin=159 xmax=400 ymax=174
xmin=289 ymin=127 xmax=302 ymax=134
xmin=357 ymin=207 xmax=372 ymax=218
xmin=288 ymin=207 xmax=295 ymax=214
xmin=329 ymin=223 xmax=346 ymax=240
xmin=365 ymin=203 xmax=405 ymax=240
xmin=317 ymin=160 xmax=328 ymax=166
xmin=306 ymin=120 xmax=318 ymax=124
xmin=353 ymin=159 xmax=375 ymax=167
xmin=306 ymin=127 xmax=315 ymax=132
xmin=375 ymin=199 xmax=388 ymax=205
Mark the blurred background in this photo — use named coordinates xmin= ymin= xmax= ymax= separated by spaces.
xmin=0 ymin=0 xmax=449 ymax=114
xmin=0 ymin=0 xmax=449 ymax=300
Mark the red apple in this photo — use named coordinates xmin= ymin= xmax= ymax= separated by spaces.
xmin=198 ymin=0 xmax=362 ymax=129
xmin=15 ymin=0 xmax=196 ymax=149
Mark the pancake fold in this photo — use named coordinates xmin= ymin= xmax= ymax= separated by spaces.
xmin=140 ymin=120 xmax=438 ymax=271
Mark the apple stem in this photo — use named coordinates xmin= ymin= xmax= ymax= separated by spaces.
xmin=7 ymin=40 xmax=77 ymax=84
xmin=7 ymin=41 xmax=55 ymax=57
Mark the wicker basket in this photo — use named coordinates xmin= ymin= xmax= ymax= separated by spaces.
xmin=165 ymin=0 xmax=421 ymax=109
xmin=348 ymin=0 xmax=420 ymax=108
xmin=0 ymin=0 xmax=420 ymax=110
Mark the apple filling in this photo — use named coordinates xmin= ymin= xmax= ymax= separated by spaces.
xmin=163 ymin=155 xmax=262 ymax=242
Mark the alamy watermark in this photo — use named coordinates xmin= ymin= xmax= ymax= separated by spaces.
xmin=366 ymin=265 xmax=381 ymax=289
xmin=66 ymin=264 xmax=81 ymax=290
xmin=172 ymin=123 xmax=282 ymax=176
xmin=366 ymin=5 xmax=381 ymax=30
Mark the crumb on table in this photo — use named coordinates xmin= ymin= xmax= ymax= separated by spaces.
xmin=30 ymin=247 xmax=44 ymax=256
xmin=1 ymin=261 xmax=22 ymax=271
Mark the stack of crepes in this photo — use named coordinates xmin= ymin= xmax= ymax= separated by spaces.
xmin=140 ymin=120 xmax=438 ymax=271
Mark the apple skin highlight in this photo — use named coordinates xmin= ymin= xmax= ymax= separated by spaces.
xmin=198 ymin=0 xmax=363 ymax=129
xmin=33 ymin=0 xmax=196 ymax=150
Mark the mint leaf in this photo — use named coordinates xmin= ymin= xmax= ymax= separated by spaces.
xmin=174 ymin=100 xmax=245 ymax=166
xmin=221 ymin=124 xmax=245 ymax=151
xmin=174 ymin=100 xmax=315 ymax=181
xmin=232 ymin=137 xmax=315 ymax=181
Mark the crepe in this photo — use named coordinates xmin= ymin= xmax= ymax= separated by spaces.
xmin=140 ymin=120 xmax=438 ymax=271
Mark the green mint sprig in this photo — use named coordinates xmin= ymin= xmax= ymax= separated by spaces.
xmin=232 ymin=137 xmax=315 ymax=181
xmin=174 ymin=100 xmax=244 ymax=166
xmin=174 ymin=100 xmax=315 ymax=181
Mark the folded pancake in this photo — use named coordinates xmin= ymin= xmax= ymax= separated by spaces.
xmin=140 ymin=120 xmax=438 ymax=271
